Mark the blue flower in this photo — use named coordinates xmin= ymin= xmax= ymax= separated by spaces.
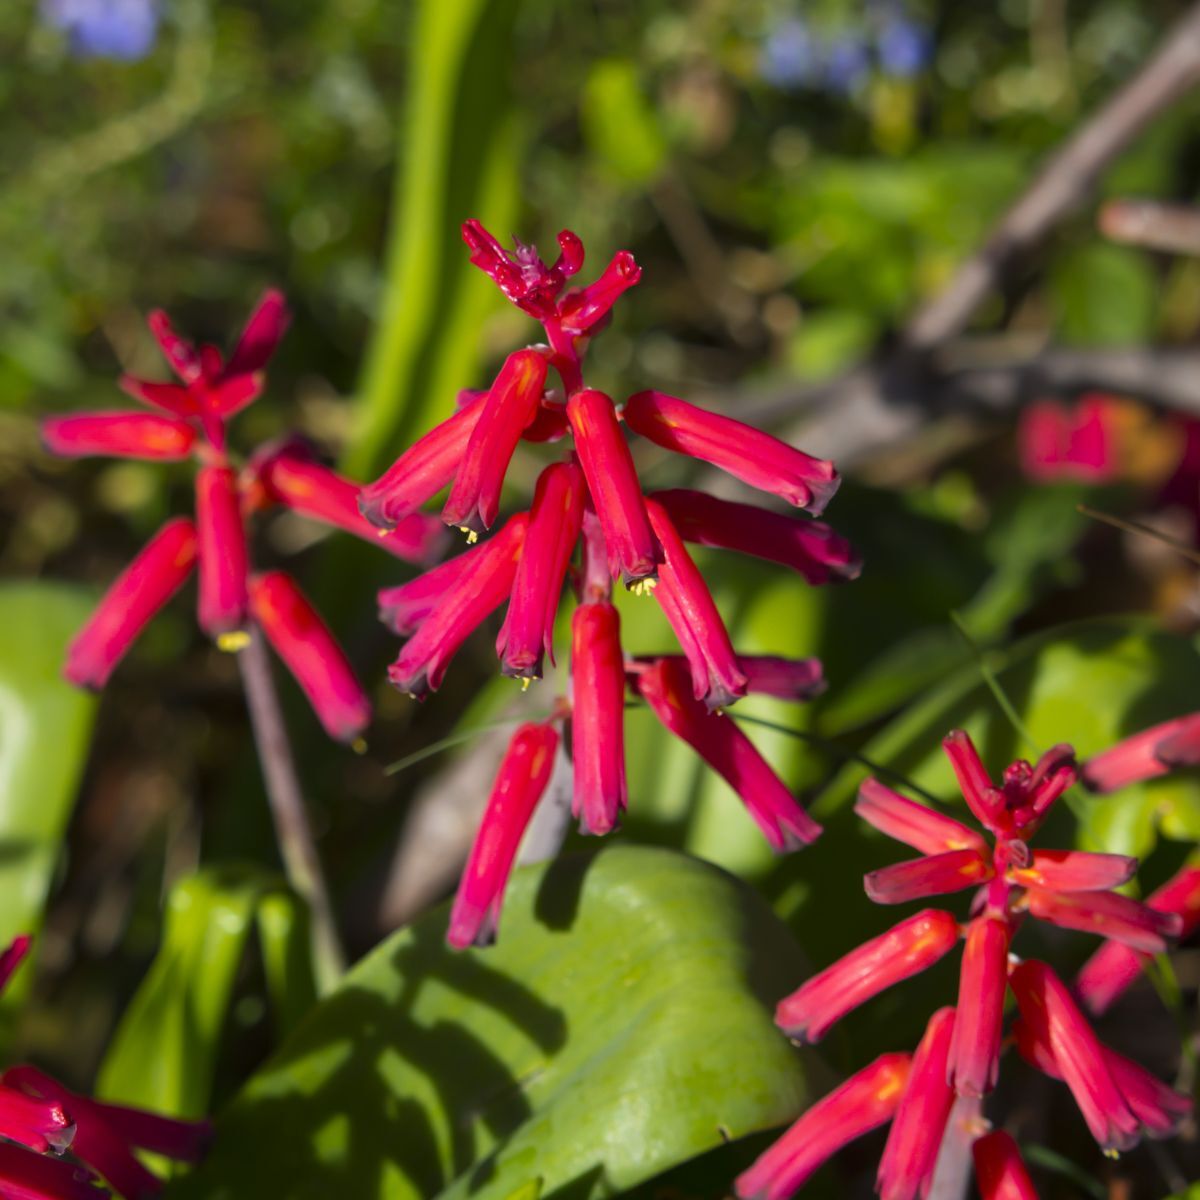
xmin=877 ymin=14 xmax=931 ymax=77
xmin=822 ymin=34 xmax=871 ymax=94
xmin=759 ymin=17 xmax=818 ymax=90
xmin=40 ymin=0 xmax=159 ymax=61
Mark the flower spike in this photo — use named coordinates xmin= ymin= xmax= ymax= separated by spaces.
xmin=448 ymin=723 xmax=559 ymax=948
xmin=624 ymin=389 xmax=840 ymax=515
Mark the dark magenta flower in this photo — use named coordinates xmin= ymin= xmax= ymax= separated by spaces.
xmin=43 ymin=294 xmax=439 ymax=743
xmin=366 ymin=221 xmax=851 ymax=945
xmin=0 ymin=937 xmax=209 ymax=1199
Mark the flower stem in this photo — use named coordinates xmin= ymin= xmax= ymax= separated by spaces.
xmin=238 ymin=625 xmax=345 ymax=993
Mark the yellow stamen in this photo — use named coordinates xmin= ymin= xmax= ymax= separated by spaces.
xmin=351 ymin=737 xmax=368 ymax=755
xmin=631 ymin=578 xmax=657 ymax=596
xmin=459 ymin=527 xmax=479 ymax=545
xmin=217 ymin=631 xmax=251 ymax=653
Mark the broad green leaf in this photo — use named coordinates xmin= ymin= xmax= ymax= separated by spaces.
xmin=97 ymin=866 xmax=314 ymax=1117
xmin=169 ymin=846 xmax=810 ymax=1200
xmin=0 ymin=583 xmax=96 ymax=1010
xmin=343 ymin=0 xmax=521 ymax=477
xmin=816 ymin=620 xmax=1200 ymax=862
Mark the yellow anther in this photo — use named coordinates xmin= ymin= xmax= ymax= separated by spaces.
xmin=459 ymin=527 xmax=479 ymax=545
xmin=520 ymin=677 xmax=532 ymax=692
xmin=630 ymin=578 xmax=657 ymax=596
xmin=217 ymin=631 xmax=251 ymax=653
xmin=351 ymin=737 xmax=368 ymax=755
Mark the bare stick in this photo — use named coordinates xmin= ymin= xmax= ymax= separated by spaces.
xmin=238 ymin=626 xmax=345 ymax=991
xmin=1099 ymin=198 xmax=1200 ymax=256
xmin=904 ymin=2 xmax=1200 ymax=350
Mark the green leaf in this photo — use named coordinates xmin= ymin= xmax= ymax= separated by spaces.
xmin=343 ymin=0 xmax=521 ymax=477
xmin=97 ymin=866 xmax=310 ymax=1117
xmin=168 ymin=846 xmax=810 ymax=1200
xmin=0 ymin=583 xmax=96 ymax=1011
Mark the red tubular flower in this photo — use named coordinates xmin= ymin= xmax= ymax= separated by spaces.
xmin=64 ymin=518 xmax=198 ymax=689
xmin=1081 ymin=712 xmax=1200 ymax=792
xmin=259 ymin=452 xmax=445 ymax=563
xmin=855 ymin=779 xmax=988 ymax=856
xmin=1076 ymin=863 xmax=1200 ymax=1015
xmin=442 ymin=350 xmax=548 ymax=535
xmin=359 ymin=395 xmax=486 ymax=530
xmin=876 ymin=1007 xmax=956 ymax=1200
xmin=0 ymin=1086 xmax=72 ymax=1155
xmin=1007 ymin=848 xmax=1136 ymax=892
xmin=222 ymin=289 xmax=289 ymax=382
xmin=377 ymin=551 xmax=476 ymax=637
xmin=248 ymin=572 xmax=370 ymax=744
xmin=388 ymin=513 xmax=528 ymax=698
xmin=447 ymin=723 xmax=559 ymax=949
xmin=570 ymin=603 xmax=627 ymax=836
xmin=645 ymin=499 xmax=747 ymax=710
xmin=461 ymin=221 xmax=584 ymax=319
xmin=941 ymin=731 xmax=1008 ymax=833
xmin=3 ymin=1066 xmax=210 ymax=1200
xmin=40 ymin=413 xmax=196 ymax=461
xmin=566 ymin=389 xmax=660 ymax=586
xmin=948 ymin=916 xmax=1010 ymax=1098
xmin=0 ymin=1141 xmax=101 ymax=1200
xmin=0 ymin=936 xmax=30 ymax=991
xmin=775 ymin=910 xmax=959 ymax=1043
xmin=635 ymin=657 xmax=821 ymax=852
xmin=1015 ymin=1016 xmax=1191 ymax=1140
xmin=557 ymin=251 xmax=642 ymax=336
xmin=195 ymin=465 xmax=249 ymax=639
xmin=496 ymin=462 xmax=585 ymax=679
xmin=1018 ymin=395 xmax=1117 ymax=484
xmin=650 ymin=488 xmax=861 ymax=584
xmin=734 ymin=1054 xmax=911 ymax=1200
xmin=1104 ymin=1048 xmax=1192 ymax=1138
xmin=1008 ymin=960 xmax=1140 ymax=1152
xmin=624 ymin=390 xmax=840 ymax=516
xmin=1025 ymin=887 xmax=1181 ymax=954
xmin=972 ymin=1131 xmax=1038 ymax=1200
xmin=736 ymin=656 xmax=825 ymax=701
xmin=864 ymin=848 xmax=992 ymax=905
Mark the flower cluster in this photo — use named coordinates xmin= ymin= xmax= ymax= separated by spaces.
xmin=759 ymin=1 xmax=931 ymax=94
xmin=40 ymin=0 xmax=159 ymax=61
xmin=41 ymin=294 xmax=444 ymax=743
xmin=737 ymin=730 xmax=1191 ymax=1200
xmin=362 ymin=220 xmax=859 ymax=948
xmin=0 ymin=937 xmax=207 ymax=1199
